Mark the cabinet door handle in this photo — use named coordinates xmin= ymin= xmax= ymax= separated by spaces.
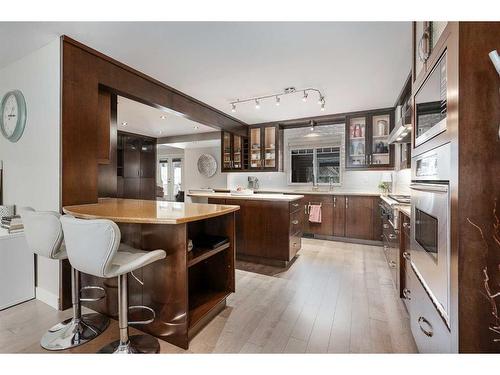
xmin=403 ymin=288 xmax=411 ymax=300
xmin=403 ymin=222 xmax=411 ymax=229
xmin=346 ymin=197 xmax=349 ymax=209
xmin=292 ymin=203 xmax=299 ymax=207
xmin=333 ymin=197 xmax=336 ymax=207
xmin=304 ymin=205 xmax=307 ymax=214
xmin=292 ymin=220 xmax=299 ymax=225
xmin=418 ymin=316 xmax=434 ymax=337
xmin=403 ymin=251 xmax=411 ymax=260
xmin=388 ymin=234 xmax=397 ymax=240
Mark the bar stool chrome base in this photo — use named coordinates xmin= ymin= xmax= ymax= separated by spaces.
xmin=98 ymin=334 xmax=160 ymax=354
xmin=41 ymin=313 xmax=110 ymax=351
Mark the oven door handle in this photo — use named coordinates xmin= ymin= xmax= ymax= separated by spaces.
xmin=410 ymin=183 xmax=449 ymax=193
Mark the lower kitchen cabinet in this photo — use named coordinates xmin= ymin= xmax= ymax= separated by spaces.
xmin=208 ymin=197 xmax=302 ymax=266
xmin=300 ymin=194 xmax=334 ymax=236
xmin=345 ymin=196 xmax=377 ymax=240
xmin=332 ymin=196 xmax=346 ymax=237
xmin=407 ymin=263 xmax=452 ymax=353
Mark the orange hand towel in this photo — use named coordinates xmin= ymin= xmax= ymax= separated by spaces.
xmin=309 ymin=204 xmax=322 ymax=223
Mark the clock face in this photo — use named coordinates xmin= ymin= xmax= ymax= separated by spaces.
xmin=1 ymin=90 xmax=26 ymax=143
xmin=3 ymin=94 xmax=18 ymax=138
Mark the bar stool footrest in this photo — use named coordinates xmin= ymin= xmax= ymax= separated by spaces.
xmin=80 ymin=285 xmax=106 ymax=302
xmin=128 ymin=305 xmax=155 ymax=325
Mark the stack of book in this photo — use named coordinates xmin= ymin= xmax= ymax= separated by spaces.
xmin=1 ymin=215 xmax=24 ymax=234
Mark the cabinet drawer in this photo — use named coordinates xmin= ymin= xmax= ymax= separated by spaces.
xmin=408 ymin=265 xmax=451 ymax=353
xmin=302 ymin=194 xmax=333 ymax=205
xmin=289 ymin=200 xmax=301 ymax=213
xmin=290 ymin=210 xmax=302 ymax=234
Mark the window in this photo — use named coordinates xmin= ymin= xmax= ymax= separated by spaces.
xmin=290 ymin=146 xmax=341 ymax=184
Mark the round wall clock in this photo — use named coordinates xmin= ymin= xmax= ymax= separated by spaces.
xmin=0 ymin=90 xmax=27 ymax=143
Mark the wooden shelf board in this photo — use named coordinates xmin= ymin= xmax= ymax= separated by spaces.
xmin=187 ymin=242 xmax=230 ymax=268
xmin=188 ymin=290 xmax=230 ymax=329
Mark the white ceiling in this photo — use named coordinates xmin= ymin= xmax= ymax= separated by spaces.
xmin=117 ymin=96 xmax=215 ymax=137
xmin=0 ymin=22 xmax=411 ymax=124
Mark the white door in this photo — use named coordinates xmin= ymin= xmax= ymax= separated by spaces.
xmin=159 ymin=157 xmax=183 ymax=201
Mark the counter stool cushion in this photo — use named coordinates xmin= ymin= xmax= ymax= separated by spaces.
xmin=20 ymin=207 xmax=67 ymax=260
xmin=61 ymin=216 xmax=166 ymax=278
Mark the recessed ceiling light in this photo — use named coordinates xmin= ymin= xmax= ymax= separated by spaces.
xmin=194 ymin=125 xmax=199 ymax=130
xmin=121 ymin=122 xmax=127 ymax=126
xmin=160 ymin=115 xmax=167 ymax=120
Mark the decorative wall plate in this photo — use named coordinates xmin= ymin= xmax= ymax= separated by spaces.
xmin=197 ymin=154 xmax=217 ymax=177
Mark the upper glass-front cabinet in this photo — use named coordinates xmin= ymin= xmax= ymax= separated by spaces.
xmin=346 ymin=110 xmax=394 ymax=170
xmin=250 ymin=127 xmax=262 ymax=169
xmin=347 ymin=116 xmax=367 ymax=168
xmin=221 ymin=132 xmax=246 ymax=172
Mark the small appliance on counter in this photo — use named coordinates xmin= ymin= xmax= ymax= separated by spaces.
xmin=247 ymin=176 xmax=259 ymax=190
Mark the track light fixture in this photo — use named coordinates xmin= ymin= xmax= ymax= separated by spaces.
xmin=229 ymin=87 xmax=326 ymax=113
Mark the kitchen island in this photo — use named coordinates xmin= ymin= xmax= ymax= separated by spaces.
xmin=189 ymin=192 xmax=304 ymax=267
xmin=63 ymin=198 xmax=239 ymax=350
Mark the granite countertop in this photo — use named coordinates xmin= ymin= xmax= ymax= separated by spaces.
xmin=188 ymin=192 xmax=304 ymax=202
xmin=212 ymin=188 xmax=380 ymax=197
xmin=63 ymin=198 xmax=240 ymax=224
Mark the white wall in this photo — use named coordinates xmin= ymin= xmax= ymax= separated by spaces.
xmin=184 ymin=144 xmax=227 ymax=201
xmin=0 ymin=39 xmax=61 ymax=309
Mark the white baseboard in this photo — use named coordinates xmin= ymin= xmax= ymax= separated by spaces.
xmin=35 ymin=287 xmax=59 ymax=309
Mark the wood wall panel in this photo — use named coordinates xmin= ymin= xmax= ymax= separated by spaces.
xmin=456 ymin=22 xmax=500 ymax=353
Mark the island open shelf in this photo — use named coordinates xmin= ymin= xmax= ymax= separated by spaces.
xmin=64 ymin=199 xmax=238 ymax=350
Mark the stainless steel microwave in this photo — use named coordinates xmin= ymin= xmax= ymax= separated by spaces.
xmin=414 ymin=51 xmax=447 ymax=147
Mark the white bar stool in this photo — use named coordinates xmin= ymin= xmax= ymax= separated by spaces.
xmin=20 ymin=208 xmax=109 ymax=350
xmin=61 ymin=215 xmax=166 ymax=354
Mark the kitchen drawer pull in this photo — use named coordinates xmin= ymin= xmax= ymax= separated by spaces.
xmin=383 ymin=223 xmax=389 ymax=229
xmin=403 ymin=288 xmax=411 ymax=300
xmin=389 ymin=260 xmax=397 ymax=268
xmin=403 ymin=251 xmax=411 ymax=260
xmin=292 ymin=203 xmax=299 ymax=207
xmin=388 ymin=234 xmax=397 ymax=240
xmin=292 ymin=220 xmax=299 ymax=225
xmin=403 ymin=222 xmax=411 ymax=229
xmin=418 ymin=316 xmax=434 ymax=337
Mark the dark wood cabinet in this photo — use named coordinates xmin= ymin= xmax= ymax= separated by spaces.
xmin=332 ymin=195 xmax=346 ymax=237
xmin=221 ymin=132 xmax=248 ymax=172
xmin=248 ymin=124 xmax=282 ymax=171
xmin=209 ymin=197 xmax=302 ymax=267
xmin=345 ymin=196 xmax=377 ymax=240
xmin=346 ymin=110 xmax=395 ymax=170
xmin=300 ymin=194 xmax=334 ymax=236
xmin=118 ymin=131 xmax=157 ymax=200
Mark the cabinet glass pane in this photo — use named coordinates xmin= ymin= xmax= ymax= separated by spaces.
xmin=348 ymin=117 xmax=366 ymax=166
xmin=414 ymin=21 xmax=425 ymax=77
xmin=264 ymin=127 xmax=276 ymax=168
xmin=233 ymin=135 xmax=242 ymax=169
xmin=431 ymin=21 xmax=447 ymax=49
xmin=250 ymin=128 xmax=261 ymax=168
xmin=223 ymin=132 xmax=232 ymax=169
xmin=371 ymin=114 xmax=390 ymax=165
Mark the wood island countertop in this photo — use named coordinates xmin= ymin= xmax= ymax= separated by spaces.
xmin=63 ymin=198 xmax=240 ymax=224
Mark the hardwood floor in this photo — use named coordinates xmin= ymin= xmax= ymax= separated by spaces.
xmin=0 ymin=239 xmax=417 ymax=353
